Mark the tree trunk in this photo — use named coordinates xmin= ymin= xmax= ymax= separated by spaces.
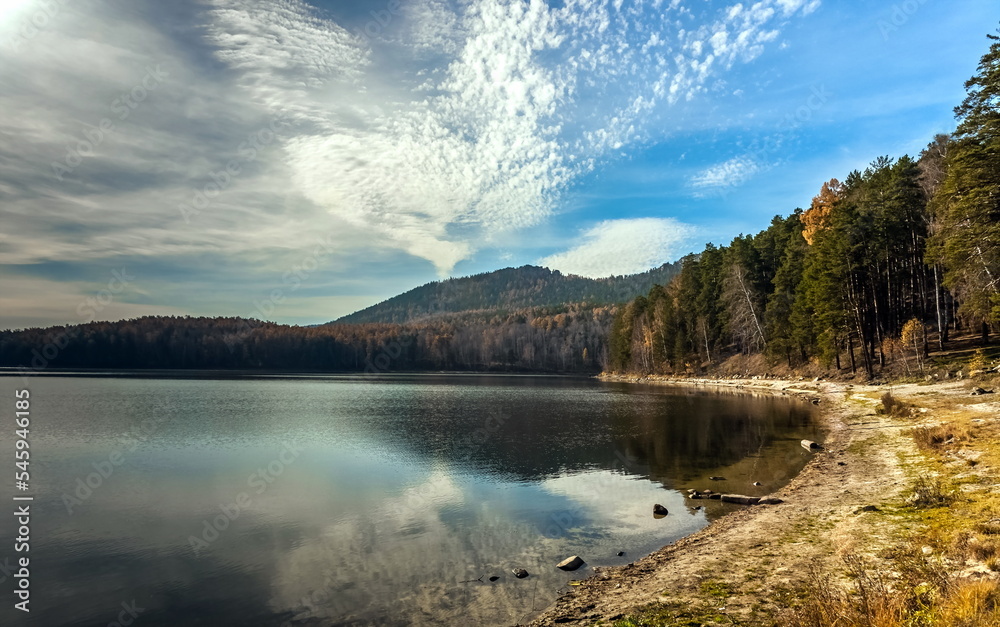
xmin=848 ymin=334 xmax=857 ymax=374
xmin=934 ymin=265 xmax=945 ymax=350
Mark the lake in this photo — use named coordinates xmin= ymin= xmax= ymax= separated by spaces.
xmin=0 ymin=373 xmax=819 ymax=626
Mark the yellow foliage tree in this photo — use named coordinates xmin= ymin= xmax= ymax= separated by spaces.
xmin=801 ymin=178 xmax=843 ymax=245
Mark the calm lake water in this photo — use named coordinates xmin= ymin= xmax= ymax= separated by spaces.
xmin=0 ymin=373 xmax=819 ymax=626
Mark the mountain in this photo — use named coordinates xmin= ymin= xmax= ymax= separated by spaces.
xmin=332 ymin=263 xmax=682 ymax=324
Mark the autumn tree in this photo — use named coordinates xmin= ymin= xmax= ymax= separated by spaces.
xmin=801 ymin=178 xmax=843 ymax=245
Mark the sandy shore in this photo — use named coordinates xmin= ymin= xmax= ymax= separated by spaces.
xmin=522 ymin=374 xmax=999 ymax=625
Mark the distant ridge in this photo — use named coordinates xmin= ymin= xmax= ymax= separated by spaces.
xmin=331 ymin=263 xmax=681 ymax=325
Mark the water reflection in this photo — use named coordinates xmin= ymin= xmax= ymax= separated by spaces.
xmin=0 ymin=374 xmax=818 ymax=627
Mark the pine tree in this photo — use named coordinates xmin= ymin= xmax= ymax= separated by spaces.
xmin=929 ymin=31 xmax=1000 ymax=333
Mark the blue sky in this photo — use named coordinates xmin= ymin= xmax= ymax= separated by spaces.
xmin=0 ymin=0 xmax=996 ymax=329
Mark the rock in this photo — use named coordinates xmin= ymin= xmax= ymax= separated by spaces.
xmin=557 ymin=555 xmax=585 ymax=571
xmin=709 ymin=493 xmax=722 ymax=500
xmin=752 ymin=481 xmax=763 ymax=486
xmin=653 ymin=504 xmax=669 ymax=516
xmin=838 ymin=461 xmax=847 ymax=466
xmin=801 ymin=439 xmax=822 ymax=451
xmin=709 ymin=476 xmax=726 ymax=481
xmin=688 ymin=492 xmax=703 ymax=499
xmin=488 ymin=576 xmax=500 ymax=582
xmin=616 ymin=551 xmax=625 ymax=557
xmin=971 ymin=387 xmax=995 ymax=396
xmin=721 ymin=494 xmax=760 ymax=505
xmin=811 ymin=398 xmax=820 ymax=405
xmin=759 ymin=497 xmax=784 ymax=505
xmin=512 ymin=568 xmax=529 ymax=579
xmin=854 ymin=505 xmax=880 ymax=514
xmin=693 ymin=505 xmax=703 ymax=510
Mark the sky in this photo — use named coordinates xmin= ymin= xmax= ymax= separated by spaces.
xmin=0 ymin=0 xmax=996 ymax=329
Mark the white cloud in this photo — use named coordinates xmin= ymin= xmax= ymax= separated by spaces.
xmin=538 ymin=218 xmax=695 ymax=278
xmin=197 ymin=0 xmax=814 ymax=275
xmin=690 ymin=155 xmax=763 ymax=192
xmin=0 ymin=0 xmax=818 ymax=325
xmin=776 ymin=0 xmax=821 ymax=17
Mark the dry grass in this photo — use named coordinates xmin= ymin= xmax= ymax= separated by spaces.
xmin=906 ymin=474 xmax=955 ymax=509
xmin=936 ymin=579 xmax=1000 ymax=626
xmin=876 ymin=392 xmax=915 ymax=417
xmin=779 ymin=548 xmax=1000 ymax=627
xmin=912 ymin=422 xmax=974 ymax=451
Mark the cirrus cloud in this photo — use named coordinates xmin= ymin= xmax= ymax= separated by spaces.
xmin=538 ymin=218 xmax=696 ymax=278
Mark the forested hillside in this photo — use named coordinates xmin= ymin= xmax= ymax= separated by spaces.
xmin=609 ymin=32 xmax=1000 ymax=378
xmin=0 ymin=262 xmax=675 ymax=374
xmin=1 ymin=304 xmax=614 ymax=374
xmin=334 ymin=263 xmax=680 ymax=324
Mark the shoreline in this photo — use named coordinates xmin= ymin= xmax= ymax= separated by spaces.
xmin=524 ymin=374 xmax=993 ymax=625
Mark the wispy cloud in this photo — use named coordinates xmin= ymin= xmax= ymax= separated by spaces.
xmin=0 ymin=0 xmax=820 ymax=326
xmin=538 ymin=218 xmax=695 ymax=278
xmin=690 ymin=155 xmax=764 ymax=193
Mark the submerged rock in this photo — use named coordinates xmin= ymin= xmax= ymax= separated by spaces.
xmin=653 ymin=504 xmax=669 ymax=516
xmin=512 ymin=568 xmax=529 ymax=579
xmin=557 ymin=555 xmax=585 ymax=571
xmin=721 ymin=494 xmax=760 ymax=505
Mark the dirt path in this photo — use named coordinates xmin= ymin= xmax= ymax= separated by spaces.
xmin=523 ymin=376 xmax=992 ymax=626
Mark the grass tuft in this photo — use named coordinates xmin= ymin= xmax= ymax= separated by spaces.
xmin=906 ymin=474 xmax=955 ymax=509
xmin=877 ymin=392 xmax=914 ymax=417
xmin=912 ymin=422 xmax=973 ymax=451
